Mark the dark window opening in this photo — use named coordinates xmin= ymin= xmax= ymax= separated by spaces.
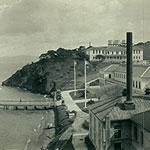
xmin=109 ymin=74 xmax=111 ymax=79
xmin=114 ymin=125 xmax=121 ymax=139
xmin=136 ymin=81 xmax=138 ymax=88
xmin=141 ymin=132 xmax=143 ymax=145
xmin=134 ymin=126 xmax=138 ymax=141
xmin=114 ymin=142 xmax=121 ymax=150
xmin=139 ymin=81 xmax=141 ymax=89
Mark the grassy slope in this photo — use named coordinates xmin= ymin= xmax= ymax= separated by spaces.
xmin=2 ymin=54 xmax=111 ymax=94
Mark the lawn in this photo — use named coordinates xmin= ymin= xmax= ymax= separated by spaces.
xmin=69 ymin=89 xmax=96 ymax=100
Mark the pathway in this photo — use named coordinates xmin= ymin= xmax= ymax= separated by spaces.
xmin=61 ymin=90 xmax=89 ymax=150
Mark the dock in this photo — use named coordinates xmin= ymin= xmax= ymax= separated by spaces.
xmin=0 ymin=101 xmax=56 ymax=110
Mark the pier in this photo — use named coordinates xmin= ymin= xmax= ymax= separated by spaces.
xmin=0 ymin=101 xmax=56 ymax=110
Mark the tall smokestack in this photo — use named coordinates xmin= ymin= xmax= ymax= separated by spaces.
xmin=124 ymin=32 xmax=135 ymax=110
xmin=126 ymin=32 xmax=133 ymax=101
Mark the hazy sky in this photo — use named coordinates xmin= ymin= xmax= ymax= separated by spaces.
xmin=0 ymin=0 xmax=149 ymax=56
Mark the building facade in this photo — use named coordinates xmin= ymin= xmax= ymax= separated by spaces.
xmin=86 ymin=46 xmax=143 ymax=63
xmin=99 ymin=64 xmax=150 ymax=91
xmin=88 ymin=97 xmax=150 ymax=150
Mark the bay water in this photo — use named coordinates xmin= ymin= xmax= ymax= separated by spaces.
xmin=0 ymin=62 xmax=54 ymax=150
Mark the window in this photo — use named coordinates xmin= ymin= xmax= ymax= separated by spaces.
xmin=139 ymin=56 xmax=140 ymax=59
xmin=133 ymin=81 xmax=135 ymax=87
xmin=141 ymin=132 xmax=143 ymax=145
xmin=112 ymin=51 xmax=114 ymax=55
xmin=139 ymin=81 xmax=141 ymax=89
xmin=139 ymin=50 xmax=140 ymax=54
xmin=136 ymin=81 xmax=138 ymax=88
xmin=114 ymin=142 xmax=121 ymax=150
xmin=134 ymin=126 xmax=138 ymax=141
xmin=93 ymin=50 xmax=95 ymax=54
xmin=114 ymin=125 xmax=121 ymax=139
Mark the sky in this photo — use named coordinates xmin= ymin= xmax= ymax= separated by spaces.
xmin=0 ymin=0 xmax=149 ymax=56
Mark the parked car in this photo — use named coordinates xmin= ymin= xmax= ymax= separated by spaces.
xmin=145 ymin=88 xmax=150 ymax=95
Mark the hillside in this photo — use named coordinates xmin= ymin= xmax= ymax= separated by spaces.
xmin=134 ymin=41 xmax=150 ymax=60
xmin=2 ymin=47 xmax=110 ymax=94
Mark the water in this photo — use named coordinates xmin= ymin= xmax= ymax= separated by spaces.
xmin=0 ymin=62 xmax=54 ymax=150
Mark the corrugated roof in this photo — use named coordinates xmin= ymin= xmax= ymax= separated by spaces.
xmin=88 ymin=96 xmax=122 ymax=121
xmin=89 ymin=97 xmax=150 ymax=122
xmin=131 ymin=110 xmax=150 ymax=132
xmin=114 ymin=65 xmax=150 ymax=78
xmin=104 ymin=64 xmax=119 ymax=72
xmin=109 ymin=97 xmax=150 ymax=121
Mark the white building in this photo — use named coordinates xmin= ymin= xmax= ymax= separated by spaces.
xmin=86 ymin=46 xmax=143 ymax=63
xmin=99 ymin=64 xmax=150 ymax=91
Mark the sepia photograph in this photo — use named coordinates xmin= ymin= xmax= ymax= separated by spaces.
xmin=0 ymin=0 xmax=150 ymax=150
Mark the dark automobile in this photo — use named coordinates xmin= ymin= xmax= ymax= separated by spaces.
xmin=145 ymin=88 xmax=150 ymax=95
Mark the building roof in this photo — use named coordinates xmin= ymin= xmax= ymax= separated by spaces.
xmin=105 ymin=46 xmax=125 ymax=52
xmin=86 ymin=45 xmax=143 ymax=52
xmin=131 ymin=110 xmax=150 ymax=132
xmin=109 ymin=97 xmax=150 ymax=121
xmin=114 ymin=64 xmax=150 ymax=78
xmin=86 ymin=46 xmax=106 ymax=51
xmin=100 ymin=64 xmax=150 ymax=78
xmin=88 ymin=96 xmax=150 ymax=122
xmin=88 ymin=96 xmax=122 ymax=121
xmin=103 ymin=64 xmax=119 ymax=72
xmin=99 ymin=64 xmax=119 ymax=72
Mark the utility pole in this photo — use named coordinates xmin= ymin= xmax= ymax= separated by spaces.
xmin=74 ymin=60 xmax=77 ymax=96
xmin=84 ymin=59 xmax=88 ymax=108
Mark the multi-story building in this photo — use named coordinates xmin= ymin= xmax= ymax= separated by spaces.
xmin=85 ymin=41 xmax=143 ymax=62
xmin=99 ymin=64 xmax=150 ymax=91
xmin=88 ymin=96 xmax=150 ymax=150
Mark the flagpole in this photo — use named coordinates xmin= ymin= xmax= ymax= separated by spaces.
xmin=74 ymin=60 xmax=76 ymax=96
xmin=84 ymin=59 xmax=87 ymax=108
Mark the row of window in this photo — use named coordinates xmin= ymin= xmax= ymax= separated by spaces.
xmin=93 ymin=50 xmax=105 ymax=54
xmin=114 ymin=73 xmax=126 ymax=79
xmin=93 ymin=56 xmax=141 ymax=60
xmin=93 ymin=50 xmax=125 ymax=55
xmin=133 ymin=56 xmax=141 ymax=60
xmin=114 ymin=73 xmax=141 ymax=89
xmin=133 ymin=80 xmax=141 ymax=89
xmin=93 ymin=56 xmax=126 ymax=60
xmin=92 ymin=50 xmax=141 ymax=55
xmin=133 ymin=50 xmax=141 ymax=54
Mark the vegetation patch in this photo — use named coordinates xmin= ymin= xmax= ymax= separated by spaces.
xmin=70 ymin=90 xmax=96 ymax=100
